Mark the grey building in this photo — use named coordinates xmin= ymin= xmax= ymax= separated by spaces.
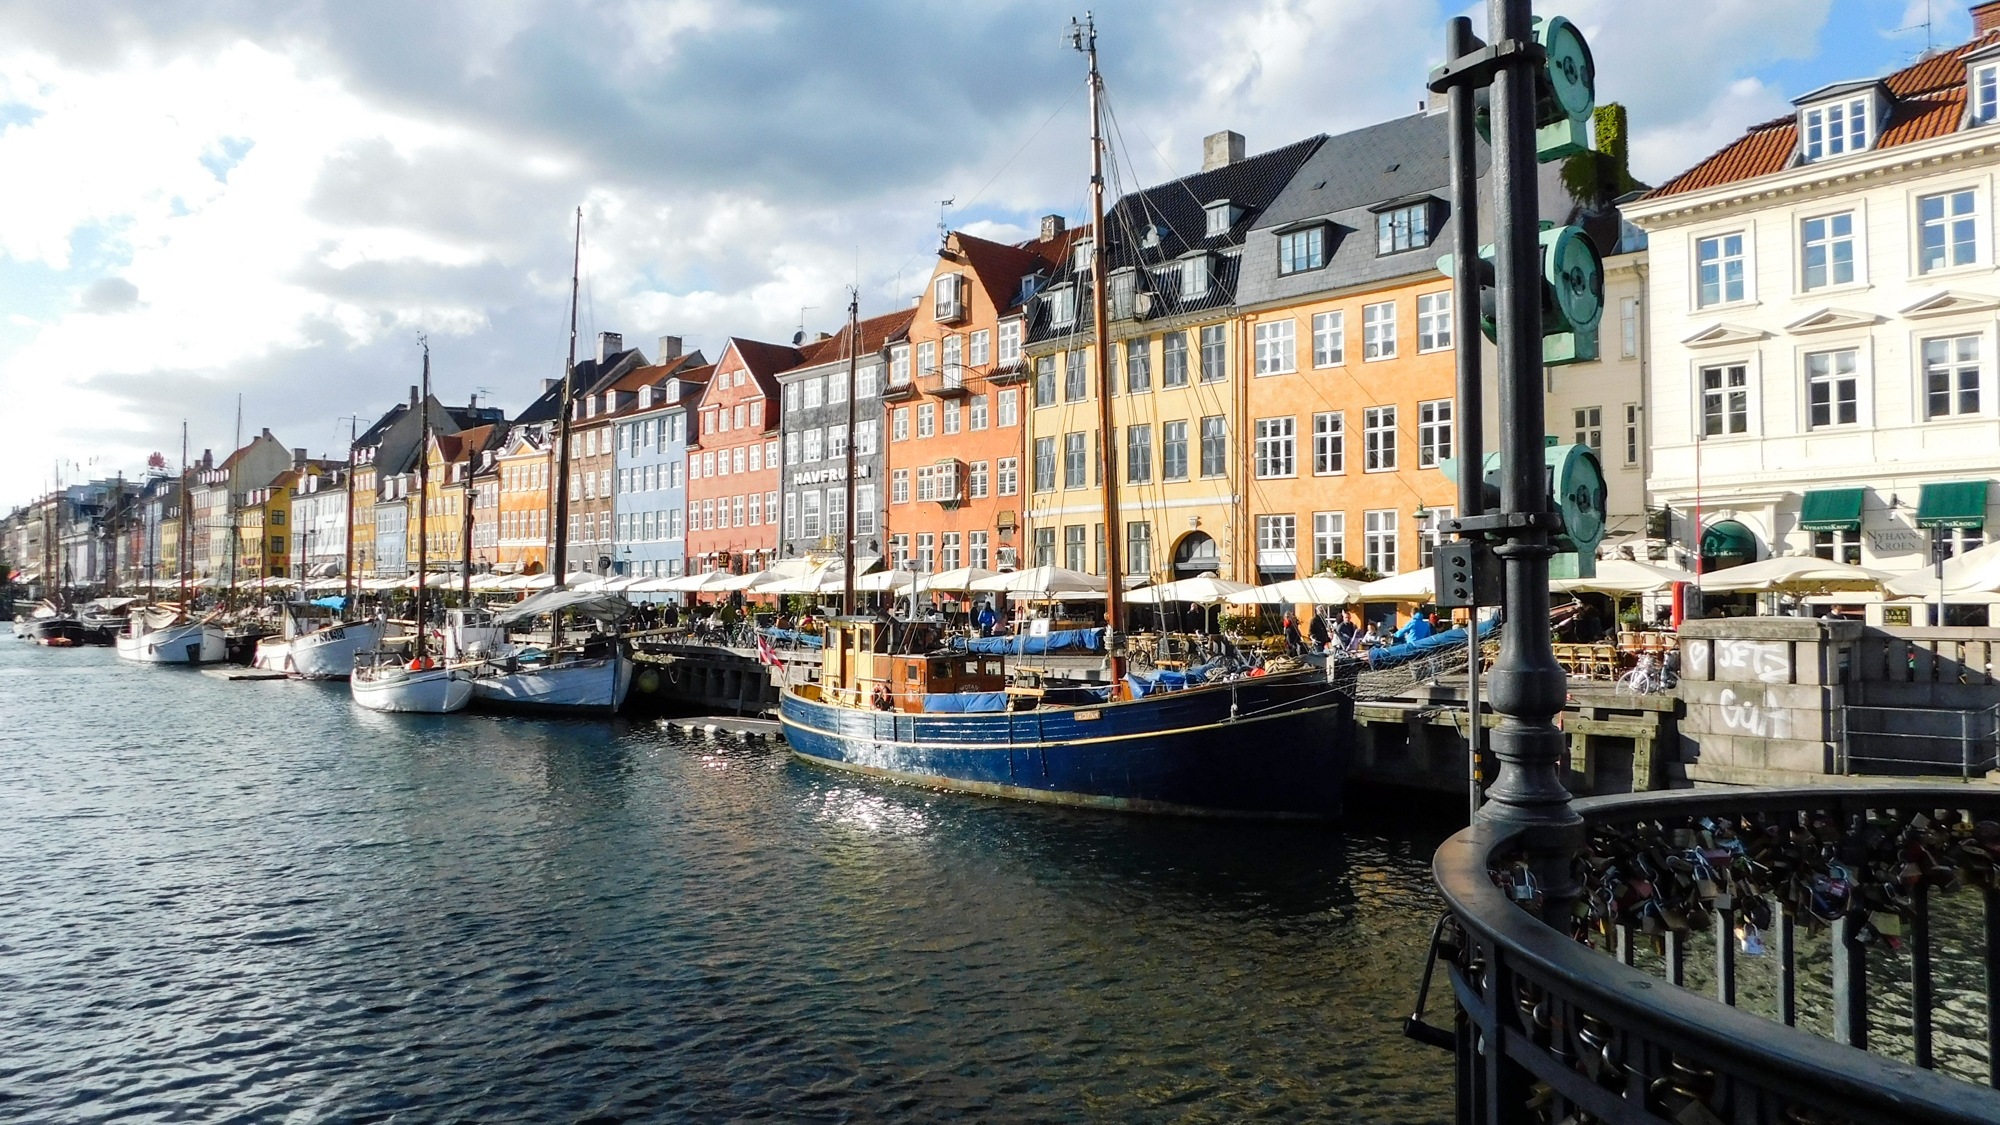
xmin=775 ymin=308 xmax=913 ymax=566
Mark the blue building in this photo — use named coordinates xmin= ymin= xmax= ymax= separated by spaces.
xmin=612 ymin=340 xmax=710 ymax=582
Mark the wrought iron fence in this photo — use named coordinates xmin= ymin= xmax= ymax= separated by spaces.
xmin=1419 ymin=787 xmax=2000 ymax=1124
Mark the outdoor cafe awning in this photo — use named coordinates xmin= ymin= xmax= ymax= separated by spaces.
xmin=1915 ymin=480 xmax=1989 ymax=529
xmin=1798 ymin=487 xmax=1864 ymax=532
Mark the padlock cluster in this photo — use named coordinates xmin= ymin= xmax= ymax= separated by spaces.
xmin=1539 ymin=809 xmax=2000 ymax=952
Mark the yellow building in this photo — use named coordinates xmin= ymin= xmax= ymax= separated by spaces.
xmin=238 ymin=470 xmax=295 ymax=581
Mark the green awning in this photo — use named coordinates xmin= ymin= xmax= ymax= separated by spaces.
xmin=1798 ymin=487 xmax=1864 ymax=531
xmin=1700 ymin=519 xmax=1756 ymax=562
xmin=1915 ymin=480 xmax=1990 ymax=529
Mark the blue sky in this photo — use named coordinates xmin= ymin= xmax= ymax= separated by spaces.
xmin=0 ymin=0 xmax=1984 ymax=508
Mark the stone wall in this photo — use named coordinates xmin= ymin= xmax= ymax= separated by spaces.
xmin=1677 ymin=617 xmax=1861 ymax=787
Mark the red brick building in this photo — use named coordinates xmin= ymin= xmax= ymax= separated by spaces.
xmin=685 ymin=338 xmax=801 ymax=574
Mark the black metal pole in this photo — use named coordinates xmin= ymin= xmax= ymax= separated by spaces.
xmin=1480 ymin=0 xmax=1581 ymax=901
xmin=1447 ymin=14 xmax=1485 ymax=823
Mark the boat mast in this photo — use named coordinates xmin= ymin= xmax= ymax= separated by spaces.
xmin=415 ymin=337 xmax=432 ymax=661
xmin=179 ymin=421 xmax=189 ymax=606
xmin=843 ymin=289 xmax=859 ymax=615
xmin=1073 ymin=12 xmax=1125 ymax=683
xmin=551 ymin=207 xmax=582 ymax=645
xmin=343 ymin=415 xmax=357 ymax=609
xmin=461 ymin=437 xmax=475 ymax=604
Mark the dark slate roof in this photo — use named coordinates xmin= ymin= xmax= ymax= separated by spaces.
xmin=509 ymin=346 xmax=647 ymax=425
xmin=1023 ymin=134 xmax=1324 ymax=344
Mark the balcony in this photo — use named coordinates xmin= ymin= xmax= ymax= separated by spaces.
xmin=881 ymin=376 xmax=921 ymax=403
xmin=1420 ymin=786 xmax=2000 ymax=1123
xmin=918 ymin=363 xmax=970 ymax=398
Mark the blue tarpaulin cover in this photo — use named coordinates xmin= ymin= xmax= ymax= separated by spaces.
xmin=311 ymin=596 xmax=349 ymax=610
xmin=1125 ymin=667 xmax=1208 ymax=698
xmin=922 ymin=691 xmax=1011 ymax=713
xmin=1366 ymin=615 xmax=1501 ymax=668
xmin=760 ymin=628 xmax=824 ymax=648
xmin=954 ymin=628 xmax=1104 ymax=655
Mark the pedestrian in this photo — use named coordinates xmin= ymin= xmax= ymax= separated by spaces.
xmin=1282 ymin=614 xmax=1304 ymax=657
xmin=977 ymin=602 xmax=998 ymax=637
xmin=1308 ymin=611 xmax=1331 ymax=652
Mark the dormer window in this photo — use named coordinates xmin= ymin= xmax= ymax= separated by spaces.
xmin=1975 ymin=62 xmax=1999 ymax=124
xmin=1802 ymin=98 xmax=1868 ymax=160
xmin=1108 ymin=269 xmax=1137 ymax=320
xmin=1275 ymin=221 xmax=1329 ymax=275
xmin=1179 ymin=253 xmax=1212 ymax=301
xmin=1017 ymin=272 xmax=1045 ymax=305
xmin=1071 ymin=240 xmax=1094 ymax=274
xmin=1203 ymin=200 xmax=1242 ymax=238
xmin=1375 ymin=200 xmax=1433 ymax=255
xmin=639 ymin=386 xmax=652 ymax=408
xmin=1047 ymin=284 xmax=1078 ymax=328
xmin=934 ymin=273 xmax=967 ymax=323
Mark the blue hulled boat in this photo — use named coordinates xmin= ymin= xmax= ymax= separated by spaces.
xmin=781 ymin=619 xmax=1354 ymax=818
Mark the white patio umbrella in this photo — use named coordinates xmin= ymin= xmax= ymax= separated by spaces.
xmin=853 ymin=568 xmax=922 ymax=593
xmin=1355 ymin=569 xmax=1435 ymax=602
xmin=920 ymin=566 xmax=999 ymax=594
xmin=1551 ymin=558 xmax=1696 ymax=596
xmin=1224 ymin=574 xmax=1366 ymax=606
xmin=516 ymin=573 xmax=558 ymax=590
xmin=969 ymin=565 xmax=1107 ymax=596
xmin=568 ymin=576 xmax=611 ymax=592
xmin=1885 ymin=538 xmax=2000 ymax=597
xmin=1125 ymin=572 xmax=1253 ymax=604
xmin=1697 ymin=554 xmax=1890 ymax=594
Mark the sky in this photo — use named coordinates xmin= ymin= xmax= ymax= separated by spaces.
xmin=0 ymin=0 xmax=1971 ymax=508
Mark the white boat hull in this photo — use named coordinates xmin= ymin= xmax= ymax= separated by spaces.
xmin=471 ymin=653 xmax=632 ymax=715
xmin=350 ymin=665 xmax=473 ymax=713
xmin=115 ymin=622 xmax=228 ymax=664
xmin=254 ymin=619 xmax=386 ymax=679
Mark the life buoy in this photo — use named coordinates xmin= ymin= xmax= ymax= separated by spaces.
xmin=871 ymin=684 xmax=892 ymax=711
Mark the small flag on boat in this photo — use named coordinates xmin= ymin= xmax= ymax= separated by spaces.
xmin=757 ymin=635 xmax=778 ymax=665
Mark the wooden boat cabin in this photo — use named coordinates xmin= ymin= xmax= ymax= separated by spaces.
xmin=818 ymin=616 xmax=1009 ymax=713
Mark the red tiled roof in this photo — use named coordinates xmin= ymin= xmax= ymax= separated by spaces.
xmin=1648 ymin=31 xmax=1999 ymax=200
xmin=791 ymin=307 xmax=916 ymax=370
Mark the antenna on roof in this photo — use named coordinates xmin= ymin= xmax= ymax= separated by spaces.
xmin=794 ymin=306 xmax=817 ymax=347
xmin=937 ymin=198 xmax=954 ymax=247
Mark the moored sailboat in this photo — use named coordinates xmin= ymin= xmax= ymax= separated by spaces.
xmin=116 ymin=604 xmax=227 ymax=664
xmin=780 ymin=23 xmax=1353 ymax=816
xmin=351 ymin=339 xmax=472 ymax=714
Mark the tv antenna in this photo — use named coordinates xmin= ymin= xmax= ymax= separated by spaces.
xmin=937 ymin=198 xmax=955 ymax=246
xmin=793 ymin=306 xmax=818 ymax=346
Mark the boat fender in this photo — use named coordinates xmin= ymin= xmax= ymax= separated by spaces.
xmin=871 ymin=685 xmax=892 ymax=711
xmin=636 ymin=668 xmax=660 ymax=694
xmin=408 ymin=656 xmax=433 ymax=671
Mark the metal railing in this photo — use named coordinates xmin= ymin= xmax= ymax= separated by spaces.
xmin=1420 ymin=787 xmax=2000 ymax=1124
xmin=1842 ymin=703 xmax=2000 ymax=778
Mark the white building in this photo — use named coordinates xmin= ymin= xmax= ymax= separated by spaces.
xmin=1627 ymin=4 xmax=2000 ymax=606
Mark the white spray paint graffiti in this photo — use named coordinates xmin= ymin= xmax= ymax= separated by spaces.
xmin=1686 ymin=642 xmax=1709 ymax=678
xmin=1717 ymin=687 xmax=1794 ymax=740
xmin=1713 ymin=640 xmax=1791 ymax=684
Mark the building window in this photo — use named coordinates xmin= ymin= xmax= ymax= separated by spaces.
xmin=1125 ymin=337 xmax=1151 ymax=393
xmin=914 ymin=532 xmax=934 ymax=572
xmin=916 ymin=403 xmax=936 ymax=440
xmin=969 ymin=394 xmax=988 ymax=431
xmin=1574 ymin=406 xmax=1603 ymax=452
xmin=1417 ymin=400 xmax=1452 ymax=467
xmin=1065 ymin=349 xmax=1088 ymax=401
xmin=891 ymin=408 xmax=908 ymax=442
xmin=1364 ymin=510 xmax=1398 ymax=575
xmin=1416 ymin=292 xmax=1452 ymax=352
xmin=857 ymin=486 xmax=876 ymax=535
xmin=1312 ymin=411 xmax=1344 ymax=475
xmin=916 ymin=465 xmax=936 ymax=503
xmin=1362 ymin=302 xmax=1397 ymax=360
xmin=749 ymin=492 xmax=762 ymax=525
xmin=1377 ymin=204 xmax=1429 ymax=254
xmin=999 ymin=388 xmax=1019 ymax=427
xmin=998 ymin=457 xmax=1018 ymax=496
xmin=803 ymin=429 xmax=823 ymax=462
xmin=997 ymin=320 xmax=1021 ymax=365
xmin=1064 ymin=524 xmax=1087 ymax=571
xmin=1162 ymin=331 xmax=1189 ymax=387
xmin=1064 ymin=432 xmax=1087 ymax=489
xmin=1278 ymin=226 xmax=1325 ymax=274
xmin=826 ymin=490 xmax=845 ymax=536
xmin=1199 ymin=416 xmax=1227 ymax=478
xmin=1307 ymin=312 xmax=1349 ymax=372
xmin=1623 ymin=404 xmax=1641 ymax=467
xmin=1125 ymin=521 xmax=1151 ymax=575
xmin=1805 ymin=349 xmax=1859 ymax=428
xmin=828 ymin=424 xmax=848 ymax=459
xmin=1801 ymin=213 xmax=1855 ymax=290
xmin=1161 ymin=420 xmax=1189 ymax=481
xmin=1363 ymin=406 xmax=1397 ymax=472
xmin=1033 ymin=527 xmax=1055 ymax=568
xmin=1418 ymin=507 xmax=1454 ymax=568
xmin=1312 ymin=512 xmax=1345 ymax=571
xmin=1199 ymin=325 xmax=1226 ymax=382
xmin=1696 ymin=232 xmax=1746 ymax=306
xmin=1126 ymin=424 xmax=1152 ymax=483
xmin=1919 ymin=189 xmax=1979 ymax=273
xmin=1253 ymin=320 xmax=1297 ymax=375
xmin=891 ymin=468 xmax=910 ymax=504
xmin=943 ymin=400 xmax=960 ymax=435
xmin=939 ymin=532 xmax=960 ymax=572
xmin=1034 ymin=437 xmax=1057 ymax=492
xmin=1256 ymin=514 xmax=1296 ymax=570
xmin=1254 ymin=416 xmax=1295 ymax=478
xmin=1049 ymin=286 xmax=1077 ymax=328
xmin=1620 ymin=297 xmax=1640 ymax=359
xmin=1700 ymin=364 xmax=1750 ymax=436
xmin=1801 ymin=97 xmax=1868 ymax=161
xmin=1812 ymin=529 xmax=1861 ymax=566
xmin=969 ymin=529 xmax=989 ymax=570
xmin=967 ymin=460 xmax=989 ymax=498
xmin=1924 ymin=335 xmax=1981 ymax=418
xmin=801 ymin=490 xmax=821 ymax=538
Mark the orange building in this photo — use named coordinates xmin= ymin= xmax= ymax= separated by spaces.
xmin=886 ymin=225 xmax=1074 ymax=573
xmin=422 ymin=424 xmax=500 ymax=576
xmin=495 ymin=424 xmax=551 ymax=575
xmin=686 ymin=338 xmax=800 ymax=574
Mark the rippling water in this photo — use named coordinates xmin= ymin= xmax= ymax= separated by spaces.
xmin=0 ymin=643 xmax=1457 ymax=1122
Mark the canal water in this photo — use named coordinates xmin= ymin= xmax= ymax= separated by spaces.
xmin=0 ymin=642 xmax=1458 ymax=1123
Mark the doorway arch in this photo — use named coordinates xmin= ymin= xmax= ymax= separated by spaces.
xmin=1172 ymin=531 xmax=1220 ymax=579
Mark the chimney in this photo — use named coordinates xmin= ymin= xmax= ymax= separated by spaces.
xmin=293 ymin=448 xmax=307 ymax=470
xmin=1202 ymin=130 xmax=1245 ymax=172
xmin=468 ymin=393 xmax=478 ymax=409
xmin=1979 ymin=1 xmax=2000 ymax=35
xmin=543 ymin=377 xmax=559 ymax=393
xmin=658 ymin=335 xmax=683 ymax=361
xmin=261 ymin=427 xmax=272 ymax=440
xmin=201 ymin=449 xmax=213 ymax=468
xmin=1040 ymin=214 xmax=1066 ymax=241
xmin=596 ymin=331 xmax=622 ymax=363
xmin=409 ymin=384 xmax=419 ymax=406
